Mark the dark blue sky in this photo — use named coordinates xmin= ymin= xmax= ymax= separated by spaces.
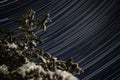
xmin=0 ymin=0 xmax=120 ymax=80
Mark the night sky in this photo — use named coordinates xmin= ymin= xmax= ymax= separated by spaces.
xmin=0 ymin=0 xmax=120 ymax=80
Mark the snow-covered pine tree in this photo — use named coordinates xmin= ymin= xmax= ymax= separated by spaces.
xmin=0 ymin=9 xmax=83 ymax=80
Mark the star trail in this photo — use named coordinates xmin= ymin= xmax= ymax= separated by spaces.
xmin=0 ymin=0 xmax=120 ymax=80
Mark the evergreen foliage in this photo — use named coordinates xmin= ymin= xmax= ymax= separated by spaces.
xmin=0 ymin=9 xmax=83 ymax=80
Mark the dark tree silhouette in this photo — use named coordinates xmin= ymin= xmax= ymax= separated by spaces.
xmin=0 ymin=9 xmax=83 ymax=80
